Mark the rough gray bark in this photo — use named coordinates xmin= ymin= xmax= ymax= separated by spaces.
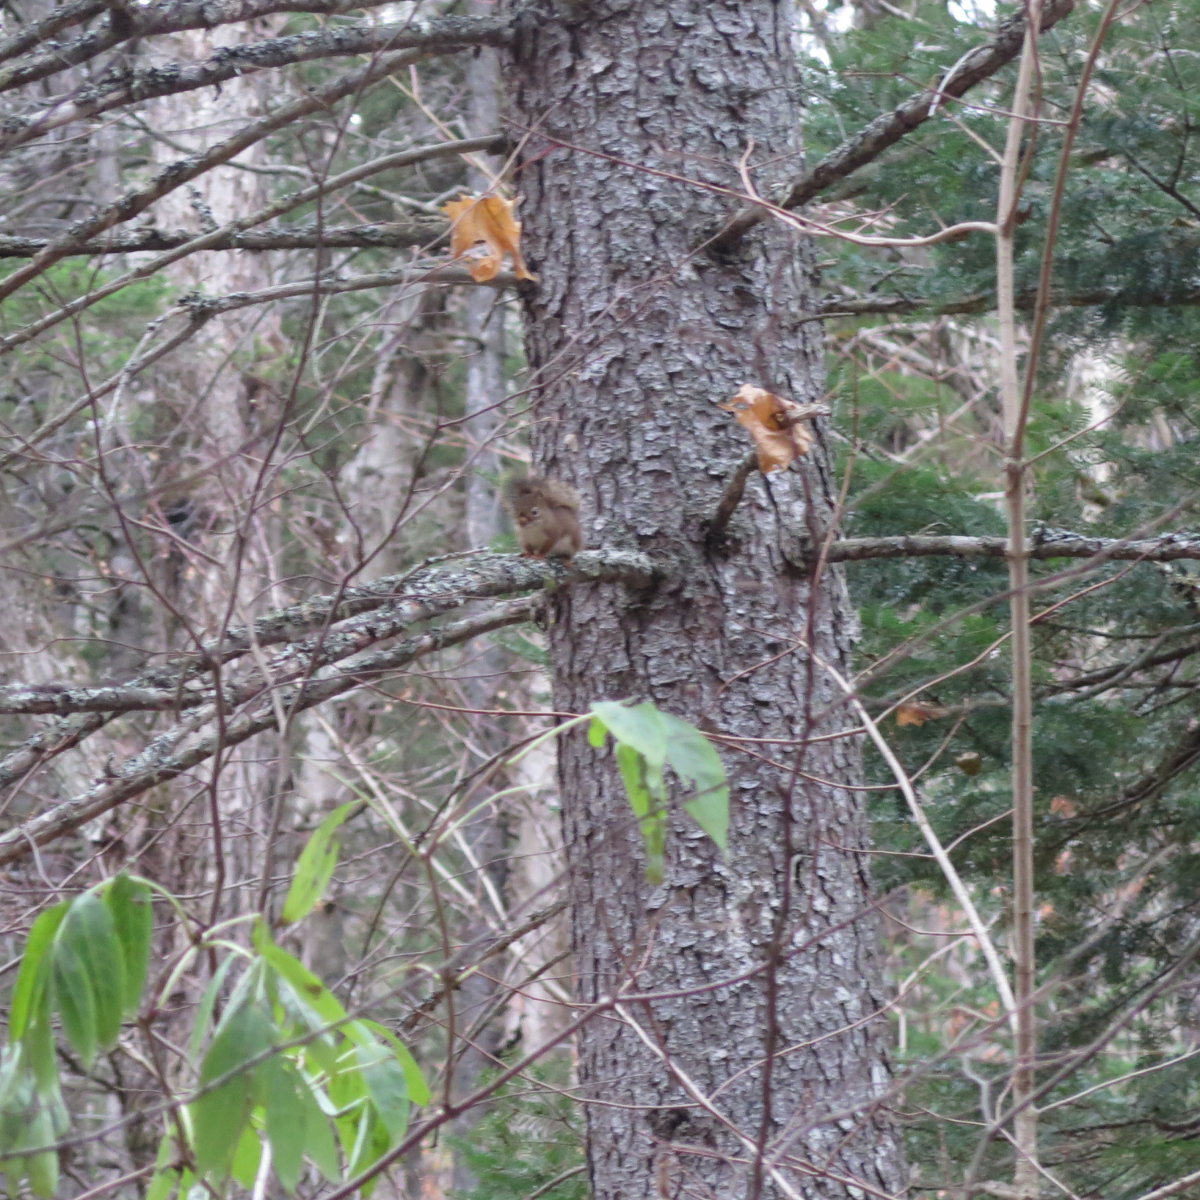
xmin=511 ymin=2 xmax=907 ymax=1197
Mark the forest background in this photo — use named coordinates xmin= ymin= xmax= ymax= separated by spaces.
xmin=0 ymin=0 xmax=1199 ymax=1198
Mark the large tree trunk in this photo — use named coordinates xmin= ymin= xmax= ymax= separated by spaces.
xmin=510 ymin=2 xmax=907 ymax=1197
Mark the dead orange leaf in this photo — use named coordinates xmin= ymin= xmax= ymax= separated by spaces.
xmin=896 ymin=700 xmax=950 ymax=727
xmin=442 ymin=193 xmax=536 ymax=282
xmin=720 ymin=384 xmax=816 ymax=474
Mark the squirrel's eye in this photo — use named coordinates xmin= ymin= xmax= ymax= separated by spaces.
xmin=530 ymin=506 xmax=540 ymax=518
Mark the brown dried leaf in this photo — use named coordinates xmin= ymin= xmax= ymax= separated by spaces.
xmin=896 ymin=700 xmax=950 ymax=727
xmin=442 ymin=193 xmax=536 ymax=282
xmin=719 ymin=384 xmax=815 ymax=474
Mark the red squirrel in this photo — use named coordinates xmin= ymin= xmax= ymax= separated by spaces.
xmin=503 ymin=476 xmax=584 ymax=560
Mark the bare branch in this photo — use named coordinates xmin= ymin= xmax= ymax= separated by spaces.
xmin=0 ymin=44 xmax=462 ymax=310
xmin=0 ymin=218 xmax=448 ymax=258
xmin=0 ymin=548 xmax=657 ymax=720
xmin=0 ymin=0 xmax=106 ymax=65
xmin=0 ymin=133 xmax=506 ymax=355
xmin=0 ymin=542 xmax=655 ymax=860
xmin=1 ymin=14 xmax=512 ymax=148
xmin=709 ymin=0 xmax=1077 ymax=251
xmin=824 ymin=530 xmax=1200 ymax=565
xmin=0 ymin=597 xmax=540 ymax=866
xmin=705 ymin=451 xmax=758 ymax=551
xmin=0 ymin=0 xmax=462 ymax=89
xmin=819 ymin=281 xmax=1200 ymax=318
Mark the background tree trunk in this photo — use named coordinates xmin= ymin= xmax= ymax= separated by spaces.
xmin=511 ymin=2 xmax=907 ymax=1196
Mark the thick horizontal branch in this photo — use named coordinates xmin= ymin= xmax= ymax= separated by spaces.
xmin=0 ymin=526 xmax=1190 ymax=859
xmin=0 ymin=546 xmax=655 ymax=724
xmin=0 ymin=597 xmax=539 ymax=866
xmin=825 ymin=530 xmax=1200 ymax=565
xmin=2 ymin=14 xmax=512 ymax=150
xmin=0 ymin=547 xmax=660 ymax=860
xmin=819 ymin=281 xmax=1200 ymax=319
xmin=0 ymin=218 xmax=447 ymax=259
xmin=710 ymin=0 xmax=1076 ymax=250
xmin=0 ymin=0 xmax=455 ymax=91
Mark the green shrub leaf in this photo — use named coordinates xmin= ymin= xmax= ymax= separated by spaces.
xmin=10 ymin=903 xmax=67 ymax=1041
xmin=590 ymin=701 xmax=729 ymax=879
xmin=105 ymin=875 xmax=153 ymax=1017
xmin=189 ymin=1000 xmax=274 ymax=1177
xmin=281 ymin=802 xmax=357 ymax=925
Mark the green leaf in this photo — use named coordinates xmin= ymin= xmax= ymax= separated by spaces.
xmin=591 ymin=701 xmax=730 ymax=874
xmin=356 ymin=1041 xmax=409 ymax=1141
xmin=10 ymin=903 xmax=67 ymax=1040
xmin=659 ymin=712 xmax=730 ymax=850
xmin=57 ymin=893 xmax=126 ymax=1052
xmin=254 ymin=919 xmax=348 ymax=1027
xmin=144 ymin=1136 xmax=179 ymax=1200
xmin=280 ymin=801 xmax=357 ymax=925
xmin=265 ymin=1059 xmax=306 ymax=1194
xmin=50 ymin=931 xmax=97 ymax=1068
xmin=144 ymin=1165 xmax=179 ymax=1200
xmin=189 ymin=1001 xmax=275 ymax=1178
xmin=328 ymin=1047 xmax=367 ymax=1114
xmin=26 ymin=1011 xmax=57 ymax=1097
xmin=230 ymin=1122 xmax=262 ymax=1189
xmin=299 ymin=1076 xmax=341 ymax=1182
xmin=105 ymin=875 xmax=154 ymax=1016
xmin=21 ymin=1108 xmax=57 ymax=1199
xmin=346 ymin=1105 xmax=389 ymax=1186
xmin=352 ymin=1020 xmax=430 ymax=1106
xmin=591 ymin=700 xmax=668 ymax=766
xmin=616 ymin=742 xmax=665 ymax=884
xmin=0 ymin=1052 xmax=36 ymax=1154
xmin=188 ymin=955 xmax=237 ymax=1064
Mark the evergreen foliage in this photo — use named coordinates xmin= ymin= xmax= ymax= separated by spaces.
xmin=805 ymin=2 xmax=1200 ymax=1193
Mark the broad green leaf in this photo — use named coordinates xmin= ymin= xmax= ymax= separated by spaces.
xmin=254 ymin=920 xmax=348 ymax=1027
xmin=660 ymin=712 xmax=730 ymax=850
xmin=144 ymin=1136 xmax=178 ymax=1200
xmin=58 ymin=893 xmax=125 ymax=1051
xmin=265 ymin=1059 xmax=306 ymax=1194
xmin=356 ymin=1042 xmax=409 ymax=1141
xmin=299 ymin=1076 xmax=341 ymax=1181
xmin=0 ymin=1053 xmax=35 ymax=1154
xmin=230 ymin=1121 xmax=262 ymax=1189
xmin=328 ymin=1049 xmax=367 ymax=1114
xmin=144 ymin=1165 xmax=178 ymax=1200
xmin=353 ymin=1021 xmax=430 ymax=1106
xmin=188 ymin=955 xmax=237 ymax=1064
xmin=189 ymin=1001 xmax=275 ymax=1177
xmin=50 ymin=934 xmax=97 ymax=1068
xmin=591 ymin=700 xmax=668 ymax=767
xmin=617 ymin=741 xmax=665 ymax=883
xmin=10 ymin=903 xmax=67 ymax=1040
xmin=21 ymin=1108 xmax=57 ymax=1199
xmin=592 ymin=701 xmax=730 ymax=867
xmin=105 ymin=875 xmax=153 ymax=1016
xmin=281 ymin=801 xmax=356 ymax=925
xmin=346 ymin=1105 xmax=389 ymax=1188
xmin=25 ymin=1008 xmax=58 ymax=1095
xmin=345 ymin=1105 xmax=373 ymax=1176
